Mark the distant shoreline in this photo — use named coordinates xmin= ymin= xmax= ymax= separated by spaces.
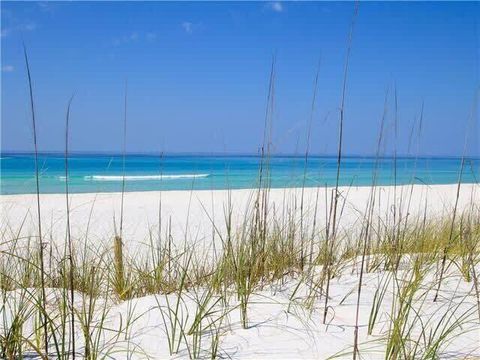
xmin=1 ymin=180 xmax=479 ymax=196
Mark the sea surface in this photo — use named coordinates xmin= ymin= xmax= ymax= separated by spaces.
xmin=1 ymin=154 xmax=478 ymax=195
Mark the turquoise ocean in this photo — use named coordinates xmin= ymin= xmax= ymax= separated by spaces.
xmin=1 ymin=154 xmax=478 ymax=195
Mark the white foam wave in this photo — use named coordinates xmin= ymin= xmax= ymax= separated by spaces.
xmin=83 ymin=174 xmax=210 ymax=181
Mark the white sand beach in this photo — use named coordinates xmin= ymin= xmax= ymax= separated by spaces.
xmin=1 ymin=184 xmax=478 ymax=254
xmin=1 ymin=184 xmax=479 ymax=359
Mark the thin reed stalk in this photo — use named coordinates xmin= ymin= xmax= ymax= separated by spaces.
xmin=353 ymin=88 xmax=388 ymax=359
xmin=22 ymin=44 xmax=48 ymax=356
xmin=433 ymin=158 xmax=464 ymax=302
xmin=323 ymin=1 xmax=359 ymax=324
xmin=64 ymin=94 xmax=76 ymax=358
xmin=435 ymin=93 xmax=478 ymax=301
xmin=300 ymin=58 xmax=320 ymax=269
xmin=114 ymin=81 xmax=128 ymax=300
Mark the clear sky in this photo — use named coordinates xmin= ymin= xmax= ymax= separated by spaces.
xmin=1 ymin=1 xmax=478 ymax=156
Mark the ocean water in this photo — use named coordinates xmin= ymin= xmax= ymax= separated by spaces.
xmin=1 ymin=154 xmax=478 ymax=195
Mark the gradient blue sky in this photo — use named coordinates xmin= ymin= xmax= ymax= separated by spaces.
xmin=1 ymin=1 xmax=479 ymax=156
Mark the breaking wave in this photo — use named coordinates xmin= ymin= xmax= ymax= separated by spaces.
xmin=82 ymin=174 xmax=210 ymax=181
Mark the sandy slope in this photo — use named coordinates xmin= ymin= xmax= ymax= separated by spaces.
xmin=3 ymin=262 xmax=479 ymax=359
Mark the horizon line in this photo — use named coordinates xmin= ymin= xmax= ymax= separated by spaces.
xmin=1 ymin=150 xmax=479 ymax=160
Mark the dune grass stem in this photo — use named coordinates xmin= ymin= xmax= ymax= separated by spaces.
xmin=433 ymin=158 xmax=465 ymax=302
xmin=300 ymin=59 xmax=320 ymax=269
xmin=64 ymin=94 xmax=76 ymax=358
xmin=23 ymin=44 xmax=48 ymax=356
xmin=114 ymin=81 xmax=128 ymax=300
xmin=353 ymin=89 xmax=388 ymax=359
xmin=323 ymin=1 xmax=359 ymax=324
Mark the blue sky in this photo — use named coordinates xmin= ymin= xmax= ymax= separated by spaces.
xmin=1 ymin=1 xmax=478 ymax=156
